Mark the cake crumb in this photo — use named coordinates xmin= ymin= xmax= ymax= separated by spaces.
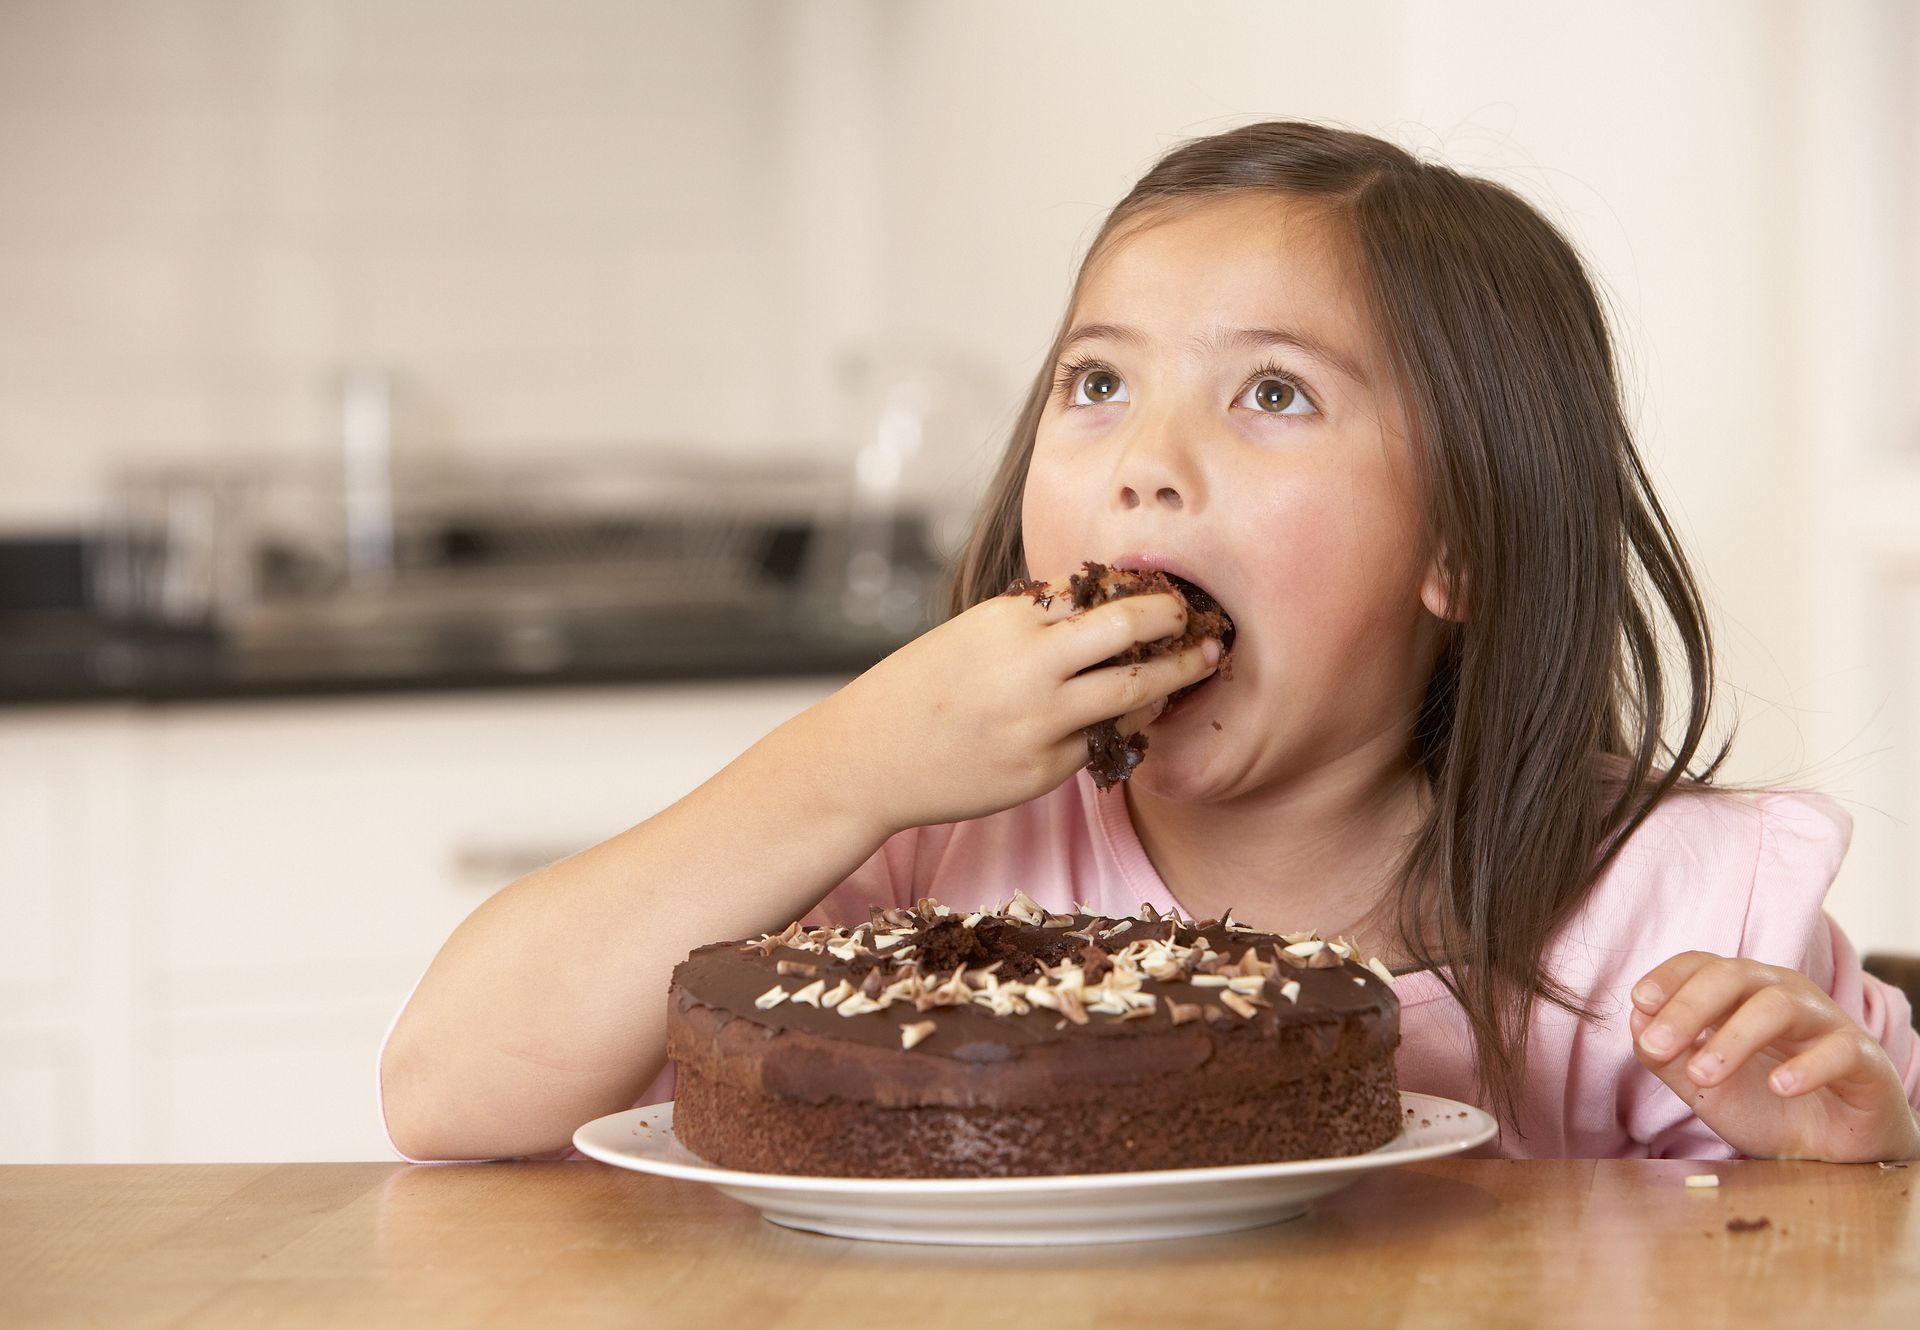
xmin=1725 ymin=1216 xmax=1771 ymax=1233
xmin=1684 ymin=1174 xmax=1720 ymax=1189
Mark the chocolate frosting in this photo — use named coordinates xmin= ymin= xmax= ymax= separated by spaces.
xmin=670 ymin=902 xmax=1397 ymax=1067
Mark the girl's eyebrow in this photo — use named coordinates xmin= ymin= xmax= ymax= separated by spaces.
xmin=1059 ymin=321 xmax=1367 ymax=388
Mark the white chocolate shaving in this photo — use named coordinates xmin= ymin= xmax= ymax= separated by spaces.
xmin=900 ymin=1019 xmax=937 ymax=1049
xmin=734 ymin=902 xmax=1384 ymax=1032
xmin=1219 ymin=991 xmax=1258 ymax=1018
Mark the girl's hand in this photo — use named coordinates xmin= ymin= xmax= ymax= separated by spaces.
xmin=1630 ymin=951 xmax=1920 ymax=1162
xmin=821 ymin=571 xmax=1221 ymax=837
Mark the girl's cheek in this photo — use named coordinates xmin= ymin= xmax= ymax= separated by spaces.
xmin=1245 ymin=481 xmax=1344 ymax=596
xmin=1249 ymin=475 xmax=1418 ymax=631
xmin=1018 ymin=455 xmax=1088 ymax=573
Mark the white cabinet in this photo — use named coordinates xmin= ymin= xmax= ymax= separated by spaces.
xmin=0 ymin=678 xmax=846 ymax=1162
xmin=0 ymin=709 xmax=144 ymax=1160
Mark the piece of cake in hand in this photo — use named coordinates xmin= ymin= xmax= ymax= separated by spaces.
xmin=1004 ymin=561 xmax=1236 ymax=788
xmin=664 ymin=892 xmax=1401 ymax=1178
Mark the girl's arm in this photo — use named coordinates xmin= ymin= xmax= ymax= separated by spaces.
xmin=378 ymin=698 xmax=896 ymax=1162
xmin=1629 ymin=951 xmax=1920 ymax=1162
xmin=379 ymin=577 xmax=1220 ymax=1161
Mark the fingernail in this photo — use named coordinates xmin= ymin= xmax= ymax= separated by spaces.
xmin=1640 ymin=1024 xmax=1676 ymax=1057
xmin=1151 ymin=696 xmax=1167 ymax=716
xmin=1201 ymin=638 xmax=1222 ymax=665
xmin=1771 ymin=1068 xmax=1797 ymax=1094
xmin=1686 ymin=1053 xmax=1721 ymax=1084
xmin=1631 ymin=981 xmax=1663 ymax=1007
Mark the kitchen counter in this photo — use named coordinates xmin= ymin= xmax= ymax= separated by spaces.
xmin=0 ymin=612 xmax=914 ymax=707
xmin=4 ymin=1159 xmax=1914 ymax=1327
xmin=0 ymin=522 xmax=939 ymax=708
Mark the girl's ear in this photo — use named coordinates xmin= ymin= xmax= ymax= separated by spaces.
xmin=1420 ymin=547 xmax=1468 ymax=623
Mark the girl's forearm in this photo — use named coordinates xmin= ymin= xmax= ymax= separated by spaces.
xmin=378 ymin=695 xmax=890 ymax=1161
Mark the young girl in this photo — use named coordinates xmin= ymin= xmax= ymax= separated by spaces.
xmin=379 ymin=120 xmax=1920 ymax=1164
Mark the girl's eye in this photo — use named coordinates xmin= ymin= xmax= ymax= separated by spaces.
xmin=1235 ymin=371 xmax=1316 ymax=416
xmin=1054 ymin=356 xmax=1318 ymax=418
xmin=1066 ymin=365 xmax=1128 ymax=406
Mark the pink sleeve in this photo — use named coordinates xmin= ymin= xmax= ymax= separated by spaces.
xmin=1737 ymin=794 xmax=1919 ymax=1111
xmin=1629 ymin=790 xmax=1919 ymax=1156
xmin=1803 ymin=911 xmax=1920 ymax=1110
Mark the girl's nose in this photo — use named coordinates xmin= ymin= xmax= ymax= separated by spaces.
xmin=1120 ymin=484 xmax=1183 ymax=510
xmin=1114 ymin=434 xmax=1200 ymax=511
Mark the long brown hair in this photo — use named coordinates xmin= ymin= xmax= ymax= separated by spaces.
xmin=943 ymin=121 xmax=1731 ymax=1122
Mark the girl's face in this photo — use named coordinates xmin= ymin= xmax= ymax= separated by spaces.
xmin=1023 ymin=191 xmax=1448 ymax=804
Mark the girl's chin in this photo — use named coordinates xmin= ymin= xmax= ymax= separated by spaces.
xmin=1130 ymin=694 xmax=1235 ymax=797
xmin=1126 ymin=751 xmax=1222 ymax=806
xmin=1157 ymin=669 xmax=1229 ymax=725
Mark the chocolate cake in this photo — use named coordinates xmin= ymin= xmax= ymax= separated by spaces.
xmin=665 ymin=891 xmax=1401 ymax=1178
xmin=1003 ymin=562 xmax=1236 ymax=788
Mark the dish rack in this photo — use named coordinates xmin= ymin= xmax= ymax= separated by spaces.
xmin=93 ymin=449 xmax=866 ymax=647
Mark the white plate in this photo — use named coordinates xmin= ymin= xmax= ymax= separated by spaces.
xmin=573 ymin=1091 xmax=1496 ymax=1246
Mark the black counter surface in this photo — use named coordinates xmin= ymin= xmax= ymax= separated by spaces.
xmin=0 ymin=608 xmax=916 ymax=707
xmin=0 ymin=530 xmax=939 ymax=707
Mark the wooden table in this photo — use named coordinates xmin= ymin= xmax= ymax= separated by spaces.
xmin=3 ymin=1159 xmax=1915 ymax=1328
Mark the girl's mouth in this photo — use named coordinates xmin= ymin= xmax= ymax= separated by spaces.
xmin=1161 ymin=573 xmax=1236 ymax=653
xmin=1074 ymin=561 xmax=1237 ymax=710
xmin=1157 ymin=573 xmax=1235 ymax=711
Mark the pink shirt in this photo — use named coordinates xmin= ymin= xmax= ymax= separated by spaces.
xmin=381 ymin=769 xmax=1919 ymax=1162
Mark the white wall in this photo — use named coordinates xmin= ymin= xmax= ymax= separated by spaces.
xmin=0 ymin=0 xmax=799 ymax=525
xmin=0 ymin=0 xmax=1914 ymax=945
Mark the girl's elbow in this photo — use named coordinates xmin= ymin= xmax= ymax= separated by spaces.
xmin=379 ymin=1039 xmax=446 ymax=1162
xmin=378 ymin=1029 xmax=487 ymax=1162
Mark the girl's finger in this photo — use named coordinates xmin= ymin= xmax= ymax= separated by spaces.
xmin=1630 ymin=951 xmax=1722 ymax=1014
xmin=1059 ymin=643 xmax=1218 ymax=732
xmin=1000 ymin=573 xmax=1086 ymax=625
xmin=1767 ymin=1028 xmax=1870 ymax=1099
xmin=1047 ymin=595 xmax=1193 ymax=672
xmin=1003 ymin=569 xmax=1187 ymax=630
xmin=1683 ymin=983 xmax=1812 ymax=1087
xmin=1635 ymin=958 xmax=1771 ymax=1065
xmin=1113 ymin=696 xmax=1166 ymax=739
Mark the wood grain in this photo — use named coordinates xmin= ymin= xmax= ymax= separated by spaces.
xmin=2 ymin=1160 xmax=1914 ymax=1329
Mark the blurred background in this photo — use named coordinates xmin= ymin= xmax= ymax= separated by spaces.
xmin=2 ymin=0 xmax=1916 ymax=1162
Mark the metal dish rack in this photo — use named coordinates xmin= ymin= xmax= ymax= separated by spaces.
xmin=94 ymin=449 xmax=869 ymax=654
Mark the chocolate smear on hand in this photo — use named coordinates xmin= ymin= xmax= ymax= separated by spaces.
xmin=1059 ymin=561 xmax=1234 ymax=788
